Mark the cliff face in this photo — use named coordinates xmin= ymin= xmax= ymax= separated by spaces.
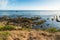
xmin=1 ymin=30 xmax=60 ymax=40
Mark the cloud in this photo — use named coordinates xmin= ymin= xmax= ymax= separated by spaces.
xmin=0 ymin=0 xmax=8 ymax=9
xmin=0 ymin=0 xmax=60 ymax=10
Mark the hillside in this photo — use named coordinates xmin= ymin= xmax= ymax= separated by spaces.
xmin=0 ymin=16 xmax=60 ymax=40
xmin=0 ymin=30 xmax=60 ymax=40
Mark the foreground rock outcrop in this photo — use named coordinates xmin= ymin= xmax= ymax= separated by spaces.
xmin=0 ymin=30 xmax=60 ymax=40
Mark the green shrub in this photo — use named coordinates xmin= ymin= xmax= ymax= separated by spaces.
xmin=0 ymin=32 xmax=10 ymax=40
xmin=35 ymin=28 xmax=41 ymax=31
xmin=19 ymin=27 xmax=31 ymax=31
xmin=0 ymin=26 xmax=16 ymax=31
xmin=45 ymin=27 xmax=58 ymax=33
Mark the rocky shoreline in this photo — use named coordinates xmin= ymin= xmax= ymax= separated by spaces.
xmin=0 ymin=15 xmax=60 ymax=40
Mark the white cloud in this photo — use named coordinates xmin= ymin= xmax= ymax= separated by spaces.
xmin=7 ymin=5 xmax=60 ymax=10
xmin=0 ymin=0 xmax=60 ymax=10
xmin=0 ymin=0 xmax=8 ymax=9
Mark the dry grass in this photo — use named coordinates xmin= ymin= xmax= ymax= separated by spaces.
xmin=0 ymin=30 xmax=57 ymax=40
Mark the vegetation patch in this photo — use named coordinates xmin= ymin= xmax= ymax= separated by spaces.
xmin=45 ymin=27 xmax=58 ymax=33
xmin=0 ymin=32 xmax=10 ymax=40
xmin=19 ymin=27 xmax=32 ymax=31
xmin=0 ymin=25 xmax=16 ymax=31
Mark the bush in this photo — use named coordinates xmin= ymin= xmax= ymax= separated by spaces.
xmin=45 ymin=27 xmax=58 ymax=33
xmin=0 ymin=32 xmax=10 ymax=40
xmin=35 ymin=28 xmax=41 ymax=31
xmin=19 ymin=27 xmax=31 ymax=31
xmin=0 ymin=26 xmax=16 ymax=31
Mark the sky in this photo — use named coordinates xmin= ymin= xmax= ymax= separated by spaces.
xmin=0 ymin=0 xmax=60 ymax=10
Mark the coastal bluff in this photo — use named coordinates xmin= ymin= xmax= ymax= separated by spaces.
xmin=0 ymin=30 xmax=60 ymax=40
